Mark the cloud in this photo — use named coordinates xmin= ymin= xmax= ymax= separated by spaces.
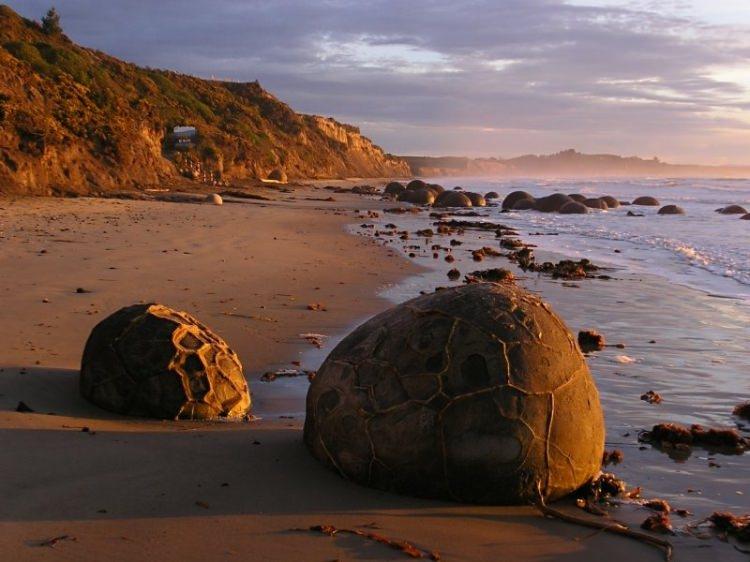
xmin=8 ymin=0 xmax=750 ymax=163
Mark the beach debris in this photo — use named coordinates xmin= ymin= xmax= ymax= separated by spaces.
xmin=614 ymin=355 xmax=636 ymax=364
xmin=578 ymin=330 xmax=605 ymax=352
xmin=447 ymin=268 xmax=461 ymax=280
xmin=641 ymin=390 xmax=663 ymax=404
xmin=307 ymin=303 xmax=327 ymax=312
xmin=195 ymin=500 xmax=210 ymax=509
xmin=220 ymin=190 xmax=272 ymax=201
xmin=303 ymin=524 xmax=440 ymax=560
xmin=301 ymin=333 xmax=327 ymax=348
xmin=38 ymin=535 xmax=77 ymax=548
xmin=602 ymin=449 xmax=624 ymax=466
xmin=639 ymin=423 xmax=749 ymax=453
xmin=733 ymin=402 xmax=750 ymax=421
xmin=15 ymin=401 xmax=34 ymax=413
xmin=75 ymin=287 xmax=91 ymax=293
xmin=465 ymin=268 xmax=514 ymax=283
xmin=708 ymin=511 xmax=750 ymax=542
xmin=444 ymin=255 xmax=455 ymax=263
xmin=642 ymin=499 xmax=691 ymax=518
xmin=641 ymin=513 xmax=674 ymax=534
xmin=261 ymin=369 xmax=316 ymax=383
xmin=416 ymin=229 xmax=434 ymax=237
xmin=80 ymin=303 xmax=251 ymax=420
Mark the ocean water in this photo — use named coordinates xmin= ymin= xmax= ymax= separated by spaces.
xmin=424 ymin=177 xmax=750 ymax=302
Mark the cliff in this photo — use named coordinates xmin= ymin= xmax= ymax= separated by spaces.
xmin=0 ymin=5 xmax=408 ymax=196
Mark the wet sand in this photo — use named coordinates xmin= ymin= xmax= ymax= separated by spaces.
xmin=0 ymin=186 xmax=723 ymax=561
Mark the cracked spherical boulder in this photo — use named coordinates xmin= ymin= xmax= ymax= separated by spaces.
xmin=80 ymin=303 xmax=251 ymax=420
xmin=304 ymin=283 xmax=604 ymax=504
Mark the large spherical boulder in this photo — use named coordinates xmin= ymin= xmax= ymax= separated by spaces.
xmin=600 ymin=196 xmax=620 ymax=209
xmin=534 ymin=193 xmax=574 ymax=213
xmin=717 ymin=205 xmax=748 ymax=215
xmin=81 ymin=304 xmax=251 ymax=420
xmin=465 ymin=192 xmax=487 ymax=207
xmin=658 ymin=204 xmax=685 ymax=215
xmin=584 ymin=198 xmax=608 ymax=210
xmin=485 ymin=191 xmax=500 ymax=200
xmin=384 ymin=182 xmax=406 ymax=197
xmin=633 ymin=196 xmax=660 ymax=206
xmin=512 ymin=198 xmax=536 ymax=210
xmin=406 ymin=179 xmax=428 ymax=191
xmin=741 ymin=213 xmax=750 ymax=220
xmin=304 ymin=283 xmax=605 ymax=504
xmin=426 ymin=183 xmax=446 ymax=195
xmin=398 ymin=188 xmax=435 ymax=205
xmin=567 ymin=193 xmax=587 ymax=203
xmin=559 ymin=201 xmax=589 ymax=214
xmin=433 ymin=191 xmax=473 ymax=208
xmin=502 ymin=191 xmax=534 ymax=210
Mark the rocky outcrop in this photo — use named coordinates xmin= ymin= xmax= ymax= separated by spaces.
xmin=0 ymin=6 xmax=407 ymax=196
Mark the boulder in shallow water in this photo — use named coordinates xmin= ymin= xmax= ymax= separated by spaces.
xmin=567 ymin=193 xmax=587 ymax=203
xmin=583 ymin=198 xmax=608 ymax=210
xmin=398 ymin=188 xmax=435 ymax=205
xmin=433 ymin=191 xmax=473 ymax=208
xmin=512 ymin=197 xmax=536 ymax=210
xmin=742 ymin=213 xmax=750 ymax=220
xmin=465 ymin=192 xmax=487 ymax=207
xmin=658 ymin=204 xmax=685 ymax=215
xmin=383 ymin=181 xmax=406 ymax=197
xmin=304 ymin=282 xmax=605 ymax=504
xmin=600 ymin=196 xmax=620 ymax=209
xmin=485 ymin=191 xmax=500 ymax=200
xmin=502 ymin=190 xmax=534 ymax=210
xmin=406 ymin=179 xmax=428 ymax=191
xmin=426 ymin=183 xmax=445 ymax=195
xmin=717 ymin=205 xmax=748 ymax=215
xmin=559 ymin=201 xmax=589 ymax=214
xmin=535 ymin=193 xmax=573 ymax=213
xmin=633 ymin=196 xmax=660 ymax=206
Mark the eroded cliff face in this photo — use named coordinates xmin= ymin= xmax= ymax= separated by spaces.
xmin=0 ymin=6 xmax=407 ymax=196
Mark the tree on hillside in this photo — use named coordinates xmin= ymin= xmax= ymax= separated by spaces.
xmin=41 ymin=7 xmax=62 ymax=35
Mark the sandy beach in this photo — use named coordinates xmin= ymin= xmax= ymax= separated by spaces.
xmin=0 ymin=184 xmax=682 ymax=562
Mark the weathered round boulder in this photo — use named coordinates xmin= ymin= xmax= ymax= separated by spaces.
xmin=406 ymin=179 xmax=428 ymax=191
xmin=741 ymin=213 xmax=750 ymax=220
xmin=600 ymin=196 xmax=620 ymax=209
xmin=465 ymin=192 xmax=487 ymax=207
xmin=398 ymin=188 xmax=435 ymax=205
xmin=304 ymin=283 xmax=605 ymax=504
xmin=433 ymin=191 xmax=473 ymax=208
xmin=268 ymin=168 xmax=287 ymax=182
xmin=567 ymin=194 xmax=587 ymax=203
xmin=502 ymin=191 xmax=534 ymax=210
xmin=206 ymin=193 xmax=223 ymax=206
xmin=658 ymin=204 xmax=685 ymax=215
xmin=426 ymin=183 xmax=446 ymax=195
xmin=633 ymin=196 xmax=660 ymax=206
xmin=512 ymin=197 xmax=536 ymax=210
xmin=485 ymin=191 xmax=500 ymax=200
xmin=384 ymin=182 xmax=406 ymax=197
xmin=584 ymin=198 xmax=608 ymax=210
xmin=717 ymin=205 xmax=748 ymax=215
xmin=534 ymin=193 xmax=574 ymax=213
xmin=559 ymin=201 xmax=589 ymax=214
xmin=80 ymin=304 xmax=251 ymax=420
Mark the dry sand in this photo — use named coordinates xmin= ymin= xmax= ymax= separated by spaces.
xmin=0 ymin=187 xmax=664 ymax=561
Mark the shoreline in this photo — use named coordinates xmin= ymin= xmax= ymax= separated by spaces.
xmin=0 ymin=184 xmax=743 ymax=561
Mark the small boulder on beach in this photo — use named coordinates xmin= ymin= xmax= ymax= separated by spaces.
xmin=502 ymin=190 xmax=535 ymax=210
xmin=465 ymin=192 xmax=487 ymax=207
xmin=559 ymin=201 xmax=589 ymax=214
xmin=658 ymin=205 xmax=685 ymax=215
xmin=584 ymin=198 xmax=608 ymax=210
xmin=433 ymin=191 xmax=473 ymax=208
xmin=206 ymin=193 xmax=223 ymax=206
xmin=633 ymin=196 xmax=660 ymax=206
xmin=717 ymin=205 xmax=747 ymax=215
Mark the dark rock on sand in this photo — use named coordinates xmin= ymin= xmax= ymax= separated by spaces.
xmin=502 ymin=190 xmax=535 ymax=210
xmin=465 ymin=192 xmax=487 ymax=207
xmin=633 ymin=196 xmax=660 ymax=206
xmin=584 ymin=198 xmax=608 ymax=210
xmin=80 ymin=303 xmax=251 ymax=419
xmin=466 ymin=268 xmax=515 ymax=282
xmin=717 ymin=205 xmax=748 ymax=215
xmin=559 ymin=201 xmax=589 ymax=214
xmin=658 ymin=205 xmax=685 ymax=215
xmin=535 ymin=193 xmax=574 ymax=213
xmin=627 ymin=211 xmax=644 ymax=217
xmin=433 ymin=191 xmax=473 ymax=208
xmin=304 ymin=283 xmax=605 ymax=504
xmin=578 ymin=330 xmax=606 ymax=352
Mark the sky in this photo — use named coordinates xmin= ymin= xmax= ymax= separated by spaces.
xmin=8 ymin=1 xmax=750 ymax=165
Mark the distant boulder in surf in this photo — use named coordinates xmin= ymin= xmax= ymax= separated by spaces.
xmin=502 ymin=190 xmax=534 ymax=210
xmin=465 ymin=192 xmax=487 ymax=207
xmin=627 ymin=211 xmax=644 ymax=217
xmin=406 ymin=179 xmax=428 ymax=191
xmin=384 ymin=181 xmax=406 ymax=197
xmin=583 ymin=198 xmax=608 ymax=210
xmin=632 ymin=196 xmax=660 ymax=206
xmin=600 ymin=196 xmax=620 ymax=209
xmin=512 ymin=198 xmax=536 ymax=210
xmin=534 ymin=193 xmax=573 ymax=213
xmin=741 ymin=213 xmax=750 ymax=220
xmin=567 ymin=194 xmax=587 ymax=203
xmin=657 ymin=204 xmax=685 ymax=215
xmin=433 ymin=191 xmax=472 ymax=208
xmin=485 ymin=191 xmax=500 ymax=200
xmin=559 ymin=201 xmax=589 ymax=214
xmin=398 ymin=188 xmax=435 ymax=205
xmin=426 ymin=183 xmax=445 ymax=195
xmin=717 ymin=205 xmax=748 ymax=215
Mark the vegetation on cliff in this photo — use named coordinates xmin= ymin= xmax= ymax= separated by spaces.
xmin=0 ymin=5 xmax=408 ymax=195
